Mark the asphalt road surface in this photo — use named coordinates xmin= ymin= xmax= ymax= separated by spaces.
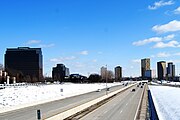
xmin=80 ymin=85 xmax=143 ymax=120
xmin=0 ymin=83 xmax=129 ymax=120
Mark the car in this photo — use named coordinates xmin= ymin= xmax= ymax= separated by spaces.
xmin=125 ymin=83 xmax=128 ymax=86
xmin=131 ymin=89 xmax=136 ymax=92
xmin=141 ymin=86 xmax=143 ymax=88
xmin=106 ymin=88 xmax=110 ymax=91
xmin=96 ymin=89 xmax=101 ymax=92
xmin=137 ymin=85 xmax=139 ymax=87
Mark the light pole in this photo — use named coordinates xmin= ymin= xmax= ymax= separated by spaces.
xmin=106 ymin=65 xmax=107 ymax=95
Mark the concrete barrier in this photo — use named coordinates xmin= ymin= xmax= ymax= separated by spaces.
xmin=139 ymin=84 xmax=148 ymax=120
xmin=148 ymin=89 xmax=159 ymax=120
xmin=135 ymin=84 xmax=148 ymax=120
xmin=45 ymin=83 xmax=136 ymax=120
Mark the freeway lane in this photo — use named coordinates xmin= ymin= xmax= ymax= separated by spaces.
xmin=0 ymin=83 xmax=130 ymax=120
xmin=80 ymin=85 xmax=143 ymax=120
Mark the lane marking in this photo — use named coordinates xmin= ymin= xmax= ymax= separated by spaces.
xmin=103 ymin=110 xmax=108 ymax=114
xmin=120 ymin=110 xmax=123 ymax=114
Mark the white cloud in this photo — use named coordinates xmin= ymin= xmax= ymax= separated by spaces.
xmin=25 ymin=40 xmax=55 ymax=48
xmin=73 ymin=62 xmax=85 ymax=68
xmin=39 ymin=44 xmax=55 ymax=48
xmin=79 ymin=50 xmax=88 ymax=55
xmin=26 ymin=40 xmax=41 ymax=45
xmin=150 ymin=55 xmax=155 ymax=58
xmin=164 ymin=34 xmax=175 ymax=40
xmin=50 ymin=56 xmax=76 ymax=62
xmin=148 ymin=0 xmax=174 ymax=10
xmin=152 ymin=20 xmax=180 ymax=33
xmin=132 ymin=59 xmax=141 ymax=63
xmin=173 ymin=60 xmax=180 ymax=63
xmin=133 ymin=37 xmax=162 ymax=46
xmin=92 ymin=59 xmax=97 ymax=62
xmin=173 ymin=52 xmax=180 ymax=56
xmin=153 ymin=40 xmax=179 ymax=48
xmin=152 ymin=52 xmax=180 ymax=59
xmin=130 ymin=66 xmax=134 ymax=69
xmin=133 ymin=34 xmax=174 ymax=46
xmin=174 ymin=7 xmax=180 ymax=14
xmin=157 ymin=52 xmax=171 ymax=57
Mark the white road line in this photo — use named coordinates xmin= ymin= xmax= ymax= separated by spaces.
xmin=104 ymin=110 xmax=108 ymax=114
xmin=120 ymin=110 xmax=123 ymax=114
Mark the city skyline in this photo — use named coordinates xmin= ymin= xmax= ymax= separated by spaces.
xmin=0 ymin=0 xmax=180 ymax=77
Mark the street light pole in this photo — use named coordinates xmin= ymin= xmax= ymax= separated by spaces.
xmin=106 ymin=64 xmax=107 ymax=95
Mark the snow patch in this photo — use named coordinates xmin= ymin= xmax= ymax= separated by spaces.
xmin=149 ymin=85 xmax=180 ymax=120
xmin=0 ymin=83 xmax=122 ymax=110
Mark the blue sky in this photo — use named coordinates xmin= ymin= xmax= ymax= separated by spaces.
xmin=0 ymin=0 xmax=180 ymax=77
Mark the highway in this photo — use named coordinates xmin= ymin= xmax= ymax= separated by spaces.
xmin=80 ymin=85 xmax=143 ymax=120
xmin=0 ymin=84 xmax=127 ymax=120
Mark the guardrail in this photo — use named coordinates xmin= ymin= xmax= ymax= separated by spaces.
xmin=0 ymin=83 xmax=47 ymax=89
xmin=148 ymin=89 xmax=159 ymax=120
xmin=45 ymin=83 xmax=137 ymax=120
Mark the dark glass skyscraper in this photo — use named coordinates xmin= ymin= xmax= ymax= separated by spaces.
xmin=167 ymin=62 xmax=175 ymax=80
xmin=115 ymin=66 xmax=122 ymax=82
xmin=5 ymin=47 xmax=43 ymax=83
xmin=157 ymin=61 xmax=166 ymax=80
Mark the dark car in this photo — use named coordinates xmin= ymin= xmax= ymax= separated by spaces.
xmin=96 ymin=89 xmax=101 ymax=92
xmin=131 ymin=89 xmax=135 ymax=92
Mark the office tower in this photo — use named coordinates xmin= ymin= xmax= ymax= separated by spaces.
xmin=157 ymin=61 xmax=166 ymax=80
xmin=141 ymin=58 xmax=150 ymax=79
xmin=52 ymin=64 xmax=69 ymax=82
xmin=5 ymin=47 xmax=43 ymax=83
xmin=115 ymin=66 xmax=122 ymax=81
xmin=167 ymin=62 xmax=175 ymax=79
xmin=101 ymin=66 xmax=107 ymax=80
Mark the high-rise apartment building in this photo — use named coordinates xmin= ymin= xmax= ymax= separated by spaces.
xmin=141 ymin=58 xmax=150 ymax=79
xmin=115 ymin=66 xmax=122 ymax=81
xmin=101 ymin=66 xmax=107 ymax=80
xmin=5 ymin=47 xmax=43 ymax=83
xmin=52 ymin=64 xmax=69 ymax=82
xmin=157 ymin=61 xmax=166 ymax=80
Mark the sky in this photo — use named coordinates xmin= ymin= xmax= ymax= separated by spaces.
xmin=0 ymin=0 xmax=180 ymax=77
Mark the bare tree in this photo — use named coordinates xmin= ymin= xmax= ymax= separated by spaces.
xmin=107 ymin=70 xmax=114 ymax=82
xmin=0 ymin=63 xmax=3 ymax=70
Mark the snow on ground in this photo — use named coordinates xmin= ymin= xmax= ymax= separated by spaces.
xmin=151 ymin=80 xmax=180 ymax=86
xmin=0 ymin=82 xmax=123 ymax=110
xmin=158 ymin=80 xmax=180 ymax=86
xmin=149 ymin=85 xmax=180 ymax=120
xmin=166 ymin=82 xmax=180 ymax=86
